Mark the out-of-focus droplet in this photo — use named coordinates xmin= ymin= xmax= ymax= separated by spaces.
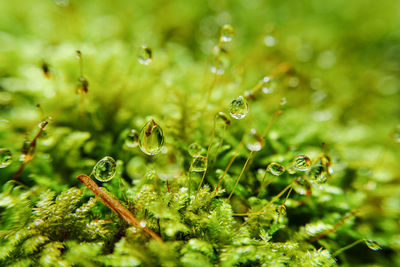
xmin=216 ymin=112 xmax=231 ymax=125
xmin=365 ymin=240 xmax=381 ymax=251
xmin=267 ymin=163 xmax=285 ymax=176
xmin=92 ymin=156 xmax=116 ymax=182
xmin=139 ymin=119 xmax=164 ymax=155
xmin=137 ymin=45 xmax=152 ymax=65
xmin=264 ymin=35 xmax=276 ymax=47
xmin=124 ymin=129 xmax=139 ymax=149
xmin=292 ymin=177 xmax=311 ymax=196
xmin=220 ymin=24 xmax=235 ymax=43
xmin=261 ymin=76 xmax=275 ymax=94
xmin=393 ymin=125 xmax=400 ymax=143
xmin=0 ymin=148 xmax=12 ymax=168
xmin=311 ymin=164 xmax=328 ymax=184
xmin=191 ymin=156 xmax=207 ymax=172
xmin=245 ymin=128 xmax=264 ymax=151
xmin=280 ymin=97 xmax=287 ymax=107
xmin=228 ymin=96 xmax=249 ymax=119
xmin=188 ymin=143 xmax=204 ymax=157
xmin=210 ymin=46 xmax=229 ymax=75
xmin=293 ymin=155 xmax=311 ymax=172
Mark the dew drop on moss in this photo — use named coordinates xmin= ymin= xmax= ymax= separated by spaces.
xmin=267 ymin=163 xmax=285 ymax=176
xmin=188 ymin=143 xmax=203 ymax=157
xmin=261 ymin=76 xmax=275 ymax=94
xmin=191 ymin=156 xmax=207 ymax=172
xmin=228 ymin=96 xmax=249 ymax=119
xmin=365 ymin=240 xmax=381 ymax=251
xmin=293 ymin=155 xmax=311 ymax=171
xmin=280 ymin=97 xmax=287 ymax=107
xmin=124 ymin=129 xmax=139 ymax=149
xmin=139 ymin=119 xmax=164 ymax=155
xmin=137 ymin=45 xmax=152 ymax=65
xmin=220 ymin=24 xmax=235 ymax=43
xmin=93 ymin=156 xmax=116 ymax=182
xmin=0 ymin=148 xmax=12 ymax=168
xmin=245 ymin=128 xmax=264 ymax=151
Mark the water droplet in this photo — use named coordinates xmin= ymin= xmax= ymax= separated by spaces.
xmin=92 ymin=156 xmax=116 ymax=182
xmin=137 ymin=45 xmax=152 ymax=65
xmin=280 ymin=97 xmax=287 ymax=107
xmin=210 ymin=46 xmax=229 ymax=75
xmin=0 ymin=148 xmax=12 ymax=168
xmin=138 ymin=119 xmax=164 ymax=155
xmin=228 ymin=96 xmax=249 ymax=119
xmin=293 ymin=155 xmax=311 ymax=172
xmin=264 ymin=35 xmax=276 ymax=47
xmin=292 ymin=177 xmax=311 ymax=195
xmin=220 ymin=24 xmax=235 ymax=43
xmin=311 ymin=164 xmax=328 ymax=184
xmin=364 ymin=240 xmax=381 ymax=251
xmin=267 ymin=163 xmax=285 ymax=176
xmin=124 ymin=129 xmax=139 ymax=149
xmin=216 ymin=112 xmax=231 ymax=125
xmin=261 ymin=76 xmax=275 ymax=94
xmin=188 ymin=143 xmax=204 ymax=157
xmin=191 ymin=156 xmax=207 ymax=172
xmin=245 ymin=128 xmax=264 ymax=151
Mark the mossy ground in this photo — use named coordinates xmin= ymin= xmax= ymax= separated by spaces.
xmin=0 ymin=0 xmax=399 ymax=266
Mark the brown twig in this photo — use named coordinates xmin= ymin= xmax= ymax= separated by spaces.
xmin=76 ymin=174 xmax=163 ymax=243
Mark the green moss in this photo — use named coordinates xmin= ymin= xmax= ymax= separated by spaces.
xmin=0 ymin=0 xmax=399 ymax=266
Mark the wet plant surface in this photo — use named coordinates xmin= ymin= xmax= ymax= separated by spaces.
xmin=0 ymin=0 xmax=399 ymax=266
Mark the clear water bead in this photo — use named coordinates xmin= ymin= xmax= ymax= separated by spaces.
xmin=138 ymin=119 xmax=164 ymax=155
xmin=191 ymin=156 xmax=207 ymax=172
xmin=137 ymin=45 xmax=152 ymax=65
xmin=0 ymin=148 xmax=12 ymax=168
xmin=267 ymin=163 xmax=285 ymax=176
xmin=220 ymin=24 xmax=235 ymax=43
xmin=293 ymin=155 xmax=311 ymax=172
xmin=124 ymin=129 xmax=139 ymax=149
xmin=93 ymin=156 xmax=116 ymax=182
xmin=228 ymin=96 xmax=249 ymax=119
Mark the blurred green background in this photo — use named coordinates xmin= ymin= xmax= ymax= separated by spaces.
xmin=0 ymin=0 xmax=399 ymax=266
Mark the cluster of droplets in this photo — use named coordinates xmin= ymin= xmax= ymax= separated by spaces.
xmin=0 ymin=148 xmax=12 ymax=168
xmin=137 ymin=45 xmax=152 ymax=65
xmin=92 ymin=156 xmax=116 ymax=182
xmin=187 ymin=143 xmax=207 ymax=172
xmin=228 ymin=95 xmax=249 ymax=119
xmin=138 ymin=119 xmax=164 ymax=155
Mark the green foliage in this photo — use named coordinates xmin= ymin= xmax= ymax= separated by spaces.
xmin=1 ymin=0 xmax=399 ymax=266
